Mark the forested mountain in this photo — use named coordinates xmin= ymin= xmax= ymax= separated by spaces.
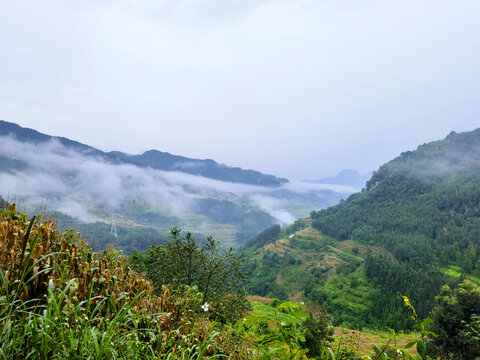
xmin=0 ymin=120 xmax=349 ymax=250
xmin=244 ymin=128 xmax=480 ymax=330
xmin=0 ymin=120 xmax=287 ymax=186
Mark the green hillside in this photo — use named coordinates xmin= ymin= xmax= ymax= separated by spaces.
xmin=244 ymin=128 xmax=480 ymax=330
xmin=243 ymin=220 xmax=389 ymax=329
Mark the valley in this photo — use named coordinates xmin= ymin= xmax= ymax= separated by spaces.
xmin=0 ymin=120 xmax=353 ymax=252
xmin=2 ymin=126 xmax=480 ymax=359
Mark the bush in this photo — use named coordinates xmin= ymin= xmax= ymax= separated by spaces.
xmin=429 ymin=279 xmax=480 ymax=359
xmin=300 ymin=313 xmax=334 ymax=357
xmin=0 ymin=205 xmax=251 ymax=359
xmin=129 ymin=228 xmax=250 ymax=323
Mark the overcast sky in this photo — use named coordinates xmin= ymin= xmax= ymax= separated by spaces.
xmin=1 ymin=0 xmax=479 ymax=180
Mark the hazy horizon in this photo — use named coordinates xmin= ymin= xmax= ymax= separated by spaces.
xmin=1 ymin=0 xmax=479 ymax=179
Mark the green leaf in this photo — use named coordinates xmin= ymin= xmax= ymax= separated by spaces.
xmin=405 ymin=341 xmax=417 ymax=349
xmin=326 ymin=347 xmax=336 ymax=360
xmin=417 ymin=341 xmax=427 ymax=358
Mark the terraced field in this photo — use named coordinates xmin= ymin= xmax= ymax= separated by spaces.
xmin=244 ymin=222 xmax=387 ymax=328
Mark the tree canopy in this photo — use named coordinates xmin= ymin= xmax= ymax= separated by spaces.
xmin=129 ymin=228 xmax=249 ymax=322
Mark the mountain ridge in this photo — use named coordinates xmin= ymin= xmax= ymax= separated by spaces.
xmin=0 ymin=120 xmax=349 ymax=250
xmin=0 ymin=120 xmax=288 ymax=187
xmin=243 ymin=127 xmax=480 ymax=330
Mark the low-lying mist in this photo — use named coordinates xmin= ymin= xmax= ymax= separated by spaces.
xmin=0 ymin=136 xmax=352 ymax=225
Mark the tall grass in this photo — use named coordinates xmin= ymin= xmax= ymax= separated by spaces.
xmin=0 ymin=205 xmax=239 ymax=359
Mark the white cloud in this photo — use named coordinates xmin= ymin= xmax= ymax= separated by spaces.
xmin=0 ymin=136 xmax=346 ymax=223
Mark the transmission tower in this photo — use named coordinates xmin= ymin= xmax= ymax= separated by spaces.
xmin=110 ymin=217 xmax=118 ymax=238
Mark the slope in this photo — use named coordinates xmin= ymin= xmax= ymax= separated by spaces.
xmin=0 ymin=120 xmax=349 ymax=250
xmin=242 ymin=219 xmax=394 ymax=328
xmin=0 ymin=120 xmax=287 ymax=186
xmin=245 ymin=128 xmax=480 ymax=330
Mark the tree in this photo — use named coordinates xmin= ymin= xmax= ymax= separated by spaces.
xmin=129 ymin=228 xmax=249 ymax=322
xmin=300 ymin=313 xmax=334 ymax=357
xmin=428 ymin=279 xmax=480 ymax=359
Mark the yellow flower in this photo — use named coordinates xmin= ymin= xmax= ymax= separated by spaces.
xmin=402 ymin=295 xmax=418 ymax=321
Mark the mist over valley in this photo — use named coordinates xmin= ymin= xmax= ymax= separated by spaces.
xmin=0 ymin=121 xmax=354 ymax=250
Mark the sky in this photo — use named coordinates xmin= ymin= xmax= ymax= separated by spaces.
xmin=0 ymin=0 xmax=479 ymax=180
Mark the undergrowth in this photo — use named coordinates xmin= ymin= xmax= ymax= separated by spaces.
xmin=0 ymin=205 xmax=249 ymax=359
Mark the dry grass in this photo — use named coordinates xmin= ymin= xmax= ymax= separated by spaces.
xmin=246 ymin=295 xmax=273 ymax=303
xmin=334 ymin=327 xmax=417 ymax=357
xmin=0 ymin=204 xmax=251 ymax=358
xmin=295 ymin=227 xmax=323 ymax=240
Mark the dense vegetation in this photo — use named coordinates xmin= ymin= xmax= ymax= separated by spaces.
xmin=240 ymin=129 xmax=480 ymax=337
xmin=3 ymin=128 xmax=480 ymax=358
xmin=0 ymin=204 xmax=251 ymax=359
xmin=242 ymin=222 xmax=380 ymax=328
xmin=244 ymin=224 xmax=282 ymax=249
xmin=129 ymin=229 xmax=249 ymax=323
xmin=41 ymin=210 xmax=169 ymax=254
xmin=0 ymin=203 xmax=403 ymax=359
xmin=308 ymin=129 xmax=480 ymax=328
xmin=3 ymin=194 xmax=480 ymax=358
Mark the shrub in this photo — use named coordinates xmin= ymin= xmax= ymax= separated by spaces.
xmin=0 ymin=205 xmax=251 ymax=359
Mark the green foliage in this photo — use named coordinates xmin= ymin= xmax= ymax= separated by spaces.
xmin=240 ymin=300 xmax=329 ymax=359
xmin=0 ymin=206 xmax=245 ymax=359
xmin=309 ymin=268 xmax=375 ymax=329
xmin=300 ymin=314 xmax=335 ymax=357
xmin=277 ymin=301 xmax=303 ymax=314
xmin=129 ymin=228 xmax=249 ymax=323
xmin=428 ymin=279 xmax=480 ymax=359
xmin=309 ymin=133 xmax=480 ymax=328
xmin=117 ymin=203 xmax=180 ymax=227
xmin=243 ymin=225 xmax=378 ymax=329
xmin=365 ymin=255 xmax=452 ymax=329
xmin=244 ymin=224 xmax=281 ymax=249
xmin=284 ymin=219 xmax=308 ymax=235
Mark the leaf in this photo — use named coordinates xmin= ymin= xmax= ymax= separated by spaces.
xmin=294 ymin=349 xmax=309 ymax=359
xmin=405 ymin=341 xmax=417 ymax=349
xmin=422 ymin=318 xmax=433 ymax=326
xmin=417 ymin=341 xmax=427 ymax=358
xmin=326 ymin=347 xmax=336 ymax=360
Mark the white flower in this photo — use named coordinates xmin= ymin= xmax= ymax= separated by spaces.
xmin=201 ymin=302 xmax=209 ymax=312
xmin=301 ymin=301 xmax=304 ymax=305
xmin=397 ymin=349 xmax=402 ymax=354
xmin=243 ymin=318 xmax=247 ymax=322
xmin=281 ymin=322 xmax=286 ymax=327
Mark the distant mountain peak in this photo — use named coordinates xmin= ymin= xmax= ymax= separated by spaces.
xmin=305 ymin=169 xmax=372 ymax=190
